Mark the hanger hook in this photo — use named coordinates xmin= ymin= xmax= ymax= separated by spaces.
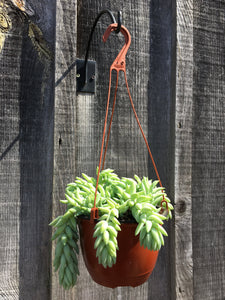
xmin=103 ymin=24 xmax=131 ymax=72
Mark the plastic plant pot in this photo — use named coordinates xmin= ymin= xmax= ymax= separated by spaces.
xmin=78 ymin=217 xmax=159 ymax=288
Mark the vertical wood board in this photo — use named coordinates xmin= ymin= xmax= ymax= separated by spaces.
xmin=18 ymin=2 xmax=55 ymax=299
xmin=192 ymin=1 xmax=225 ymax=299
xmin=51 ymin=0 xmax=77 ymax=299
xmin=0 ymin=10 xmax=22 ymax=299
xmin=174 ymin=0 xmax=194 ymax=299
xmin=148 ymin=1 xmax=176 ymax=298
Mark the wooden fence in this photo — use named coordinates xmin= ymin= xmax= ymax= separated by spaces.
xmin=0 ymin=0 xmax=224 ymax=299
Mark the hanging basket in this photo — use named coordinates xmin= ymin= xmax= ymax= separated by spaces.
xmin=50 ymin=18 xmax=173 ymax=291
xmin=78 ymin=217 xmax=159 ymax=288
xmin=77 ymin=23 xmax=166 ymax=289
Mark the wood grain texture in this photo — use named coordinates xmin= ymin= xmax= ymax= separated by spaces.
xmin=175 ymin=0 xmax=194 ymax=299
xmin=51 ymin=0 xmax=77 ymax=299
xmin=0 ymin=1 xmax=55 ymax=299
xmin=192 ymin=1 xmax=225 ymax=299
xmin=18 ymin=2 xmax=55 ymax=299
xmin=0 ymin=14 xmax=22 ymax=300
xmin=148 ymin=1 xmax=176 ymax=299
xmin=19 ymin=1 xmax=55 ymax=299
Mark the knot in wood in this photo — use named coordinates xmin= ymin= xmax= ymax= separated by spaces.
xmin=176 ymin=200 xmax=186 ymax=214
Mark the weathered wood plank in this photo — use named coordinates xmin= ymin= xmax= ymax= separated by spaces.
xmin=192 ymin=1 xmax=225 ymax=299
xmin=18 ymin=1 xmax=55 ymax=298
xmin=148 ymin=1 xmax=176 ymax=299
xmin=0 ymin=1 xmax=55 ymax=299
xmin=174 ymin=0 xmax=194 ymax=299
xmin=51 ymin=0 xmax=77 ymax=299
xmin=0 ymin=14 xmax=22 ymax=299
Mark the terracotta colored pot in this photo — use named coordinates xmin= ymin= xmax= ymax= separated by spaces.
xmin=78 ymin=217 xmax=159 ymax=288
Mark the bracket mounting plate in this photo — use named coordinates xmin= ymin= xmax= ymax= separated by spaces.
xmin=76 ymin=59 xmax=96 ymax=93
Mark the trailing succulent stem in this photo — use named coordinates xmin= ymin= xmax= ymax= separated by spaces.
xmin=50 ymin=211 xmax=79 ymax=290
xmin=50 ymin=168 xmax=173 ymax=289
xmin=94 ymin=208 xmax=120 ymax=268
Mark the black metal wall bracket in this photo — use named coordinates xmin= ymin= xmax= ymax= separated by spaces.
xmin=76 ymin=59 xmax=96 ymax=94
xmin=76 ymin=9 xmax=121 ymax=94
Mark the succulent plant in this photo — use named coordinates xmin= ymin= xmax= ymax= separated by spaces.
xmin=50 ymin=168 xmax=173 ymax=289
